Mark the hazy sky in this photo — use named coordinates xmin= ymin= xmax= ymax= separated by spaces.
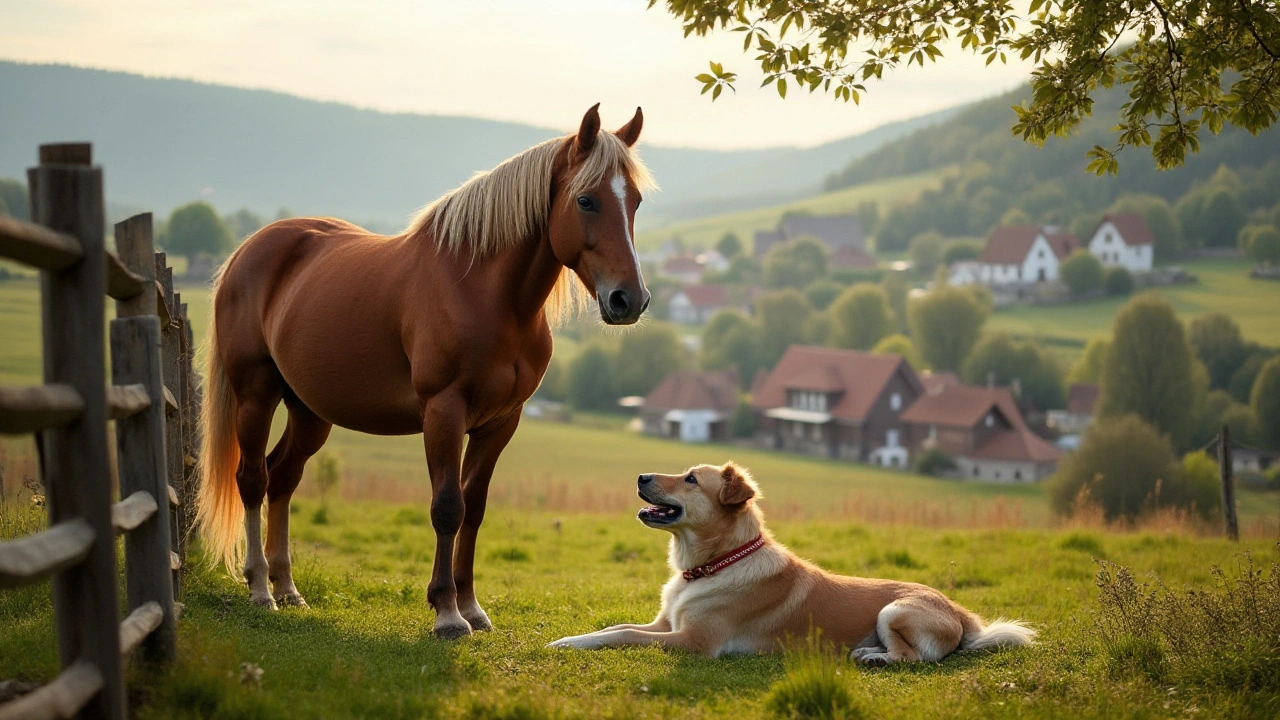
xmin=1 ymin=0 xmax=1034 ymax=150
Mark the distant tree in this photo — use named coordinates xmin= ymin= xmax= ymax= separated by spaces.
xmin=871 ymin=334 xmax=924 ymax=371
xmin=907 ymin=286 xmax=989 ymax=372
xmin=701 ymin=309 xmax=754 ymax=369
xmin=914 ymin=447 xmax=957 ymax=477
xmin=1190 ymin=389 xmax=1242 ymax=447
xmin=1220 ymin=403 xmax=1258 ymax=445
xmin=710 ymin=254 xmax=761 ymax=284
xmin=0 ymin=178 xmax=28 ymax=220
xmin=163 ymin=201 xmax=232 ymax=261
xmin=1252 ymin=357 xmax=1280 ymax=450
xmin=880 ymin=271 xmax=909 ymax=333
xmin=1175 ymin=191 xmax=1208 ymax=249
xmin=828 ymin=284 xmax=895 ymax=351
xmin=716 ymin=232 xmax=743 ymax=259
xmin=223 ymin=208 xmax=266 ymax=242
xmin=1239 ymin=224 xmax=1280 ymax=265
xmin=1107 ymin=195 xmax=1182 ymax=263
xmin=763 ymin=237 xmax=829 ymax=289
xmin=1068 ymin=338 xmax=1109 ymax=384
xmin=274 ymin=208 xmax=295 ymax=221
xmin=874 ymin=204 xmax=926 ymax=253
xmin=941 ymin=239 xmax=983 ymax=266
xmin=853 ymin=200 xmax=880 ymax=236
xmin=1048 ymin=415 xmax=1183 ymax=521
xmin=567 ymin=342 xmax=617 ymax=411
xmin=1097 ymin=293 xmax=1199 ymax=447
xmin=1201 ymin=188 xmax=1245 ymax=248
xmin=1228 ymin=351 xmax=1272 ymax=403
xmin=1188 ymin=313 xmax=1247 ymax=390
xmin=536 ymin=356 xmax=567 ymax=401
xmin=730 ymin=397 xmax=756 ymax=438
xmin=908 ymin=231 xmax=946 ymax=277
xmin=961 ymin=333 xmax=1066 ymax=411
xmin=999 ymin=207 xmax=1032 ymax=227
xmin=1177 ymin=452 xmax=1225 ymax=518
xmin=803 ymin=311 xmax=834 ymax=346
xmin=755 ymin=289 xmax=813 ymax=366
xmin=613 ymin=323 xmax=687 ymax=397
xmin=802 ymin=279 xmax=844 ymax=311
xmin=1059 ymin=250 xmax=1105 ymax=298
xmin=1103 ymin=266 xmax=1134 ymax=296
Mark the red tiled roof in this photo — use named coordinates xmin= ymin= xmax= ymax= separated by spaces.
xmin=663 ymin=254 xmax=702 ymax=274
xmin=644 ymin=370 xmax=739 ymax=412
xmin=1098 ymin=213 xmax=1154 ymax=246
xmin=677 ymin=284 xmax=731 ymax=308
xmin=920 ymin=372 xmax=960 ymax=395
xmin=752 ymin=346 xmax=920 ymax=422
xmin=980 ymin=226 xmax=1079 ymax=264
xmin=1045 ymin=230 xmax=1080 ymax=259
xmin=969 ymin=428 xmax=1063 ymax=462
xmin=1066 ymin=383 xmax=1099 ymax=414
xmin=900 ymin=383 xmax=1014 ymax=428
xmin=830 ymin=245 xmax=878 ymax=269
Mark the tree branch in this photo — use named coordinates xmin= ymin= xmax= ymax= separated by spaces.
xmin=1239 ymin=0 xmax=1280 ymax=60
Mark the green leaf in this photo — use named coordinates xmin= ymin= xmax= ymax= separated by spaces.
xmin=712 ymin=83 xmax=723 ymax=100
xmin=778 ymin=77 xmax=787 ymax=99
xmin=695 ymin=73 xmax=715 ymax=83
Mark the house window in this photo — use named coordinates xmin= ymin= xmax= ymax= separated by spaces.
xmin=929 ymin=425 xmax=937 ymax=440
xmin=985 ymin=413 xmax=994 ymax=427
xmin=973 ymin=466 xmax=979 ymax=477
xmin=815 ymin=393 xmax=826 ymax=412
xmin=890 ymin=393 xmax=902 ymax=411
xmin=1015 ymin=469 xmax=1022 ymax=480
xmin=886 ymin=429 xmax=899 ymax=447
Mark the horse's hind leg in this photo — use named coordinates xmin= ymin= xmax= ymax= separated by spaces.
xmin=232 ymin=362 xmax=285 ymax=608
xmin=265 ymin=396 xmax=332 ymax=607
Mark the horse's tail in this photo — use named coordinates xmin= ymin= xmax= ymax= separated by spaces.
xmin=195 ymin=276 xmax=244 ymax=575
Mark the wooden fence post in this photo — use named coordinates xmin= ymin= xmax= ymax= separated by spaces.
xmin=179 ymin=299 xmax=200 ymax=557
xmin=156 ymin=259 xmax=188 ymax=592
xmin=110 ymin=213 xmax=177 ymax=664
xmin=29 ymin=142 xmax=125 ymax=719
xmin=1218 ymin=425 xmax=1238 ymax=541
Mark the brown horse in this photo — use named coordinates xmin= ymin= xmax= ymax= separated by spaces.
xmin=196 ymin=105 xmax=653 ymax=638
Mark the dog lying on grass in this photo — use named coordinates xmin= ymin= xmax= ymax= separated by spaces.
xmin=548 ymin=462 xmax=1035 ymax=663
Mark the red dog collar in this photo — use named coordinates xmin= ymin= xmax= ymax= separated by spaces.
xmin=682 ymin=535 xmax=765 ymax=581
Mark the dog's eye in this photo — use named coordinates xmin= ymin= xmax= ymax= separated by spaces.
xmin=685 ymin=474 xmax=697 ymax=484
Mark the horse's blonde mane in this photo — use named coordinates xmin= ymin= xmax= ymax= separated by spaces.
xmin=409 ymin=132 xmax=655 ymax=326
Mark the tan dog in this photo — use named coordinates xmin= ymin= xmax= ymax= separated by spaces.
xmin=548 ymin=463 xmax=1035 ymax=662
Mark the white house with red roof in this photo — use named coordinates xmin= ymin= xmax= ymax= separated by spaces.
xmin=668 ymin=284 xmax=742 ymax=324
xmin=659 ymin=254 xmax=705 ymax=283
xmin=1088 ymin=213 xmax=1154 ymax=272
xmin=640 ymin=369 xmax=739 ymax=443
xmin=973 ymin=225 xmax=1079 ymax=286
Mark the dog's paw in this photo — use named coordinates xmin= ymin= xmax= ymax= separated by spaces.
xmin=546 ymin=635 xmax=592 ymax=650
xmin=849 ymin=646 xmax=886 ymax=661
xmin=855 ymin=652 xmax=897 ymax=667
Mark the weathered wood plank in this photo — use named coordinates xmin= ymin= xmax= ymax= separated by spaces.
xmin=118 ymin=601 xmax=164 ymax=656
xmin=110 ymin=315 xmax=177 ymax=664
xmin=0 ymin=519 xmax=95 ymax=590
xmin=106 ymin=383 xmax=150 ymax=420
xmin=0 ymin=384 xmax=84 ymax=434
xmin=39 ymin=143 xmax=92 ymax=165
xmin=113 ymin=215 xmax=156 ymax=318
xmin=0 ymin=216 xmax=83 ymax=271
xmin=162 ymin=385 xmax=178 ymax=415
xmin=110 ymin=491 xmax=158 ymax=534
xmin=153 ymin=280 xmax=171 ymax=327
xmin=0 ymin=659 xmax=103 ymax=720
xmin=104 ymin=251 xmax=145 ymax=301
xmin=31 ymin=141 xmax=126 ymax=719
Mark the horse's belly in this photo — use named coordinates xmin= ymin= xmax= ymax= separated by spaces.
xmin=270 ymin=337 xmax=423 ymax=435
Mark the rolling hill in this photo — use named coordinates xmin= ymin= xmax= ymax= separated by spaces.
xmin=0 ymin=61 xmax=948 ymax=230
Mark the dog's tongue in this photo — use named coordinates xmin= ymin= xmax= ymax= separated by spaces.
xmin=639 ymin=505 xmax=677 ymax=519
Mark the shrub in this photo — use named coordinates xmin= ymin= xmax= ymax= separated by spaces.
xmin=913 ymin=447 xmax=956 ymax=477
xmin=764 ymin=646 xmax=862 ymax=720
xmin=941 ymin=239 xmax=983 ymax=265
xmin=1095 ymin=558 xmax=1280 ymax=693
xmin=1103 ymin=266 xmax=1134 ymax=296
xmin=731 ymin=397 xmax=757 ymax=438
xmin=1060 ymin=250 xmax=1104 ymax=297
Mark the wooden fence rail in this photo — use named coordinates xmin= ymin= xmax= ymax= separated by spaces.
xmin=0 ymin=143 xmax=201 ymax=720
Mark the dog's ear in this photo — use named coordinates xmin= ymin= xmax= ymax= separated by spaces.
xmin=719 ymin=462 xmax=757 ymax=506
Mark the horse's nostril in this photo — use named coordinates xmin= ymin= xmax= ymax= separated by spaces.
xmin=608 ymin=289 xmax=630 ymax=316
xmin=638 ymin=474 xmax=652 ymax=486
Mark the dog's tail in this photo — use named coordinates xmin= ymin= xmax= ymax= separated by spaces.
xmin=960 ymin=617 xmax=1037 ymax=651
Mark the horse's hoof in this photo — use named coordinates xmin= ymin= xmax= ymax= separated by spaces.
xmin=250 ymin=595 xmax=278 ymax=610
xmin=462 ymin=611 xmax=493 ymax=632
xmin=433 ymin=621 xmax=473 ymax=641
xmin=275 ymin=593 xmax=309 ymax=608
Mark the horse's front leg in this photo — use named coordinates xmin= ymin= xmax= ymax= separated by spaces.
xmin=453 ymin=411 xmax=522 ymax=632
xmin=422 ymin=396 xmax=471 ymax=639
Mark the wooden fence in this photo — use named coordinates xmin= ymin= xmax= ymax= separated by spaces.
xmin=0 ymin=143 xmax=201 ymax=720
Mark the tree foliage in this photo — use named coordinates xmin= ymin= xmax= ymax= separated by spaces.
xmin=755 ymin=289 xmax=813 ymax=366
xmin=660 ymin=0 xmax=1280 ymax=172
xmin=163 ymin=201 xmax=232 ymax=260
xmin=1188 ymin=312 xmax=1247 ymax=390
xmin=872 ymin=333 xmax=924 ymax=371
xmin=828 ymin=283 xmax=895 ymax=351
xmin=1097 ymin=293 xmax=1199 ymax=447
xmin=802 ymin=278 xmax=843 ymax=311
xmin=1239 ymin=224 xmax=1280 ymax=264
xmin=612 ymin=323 xmax=688 ymax=397
xmin=1252 ymin=356 xmax=1280 ymax=450
xmin=1060 ymin=250 xmax=1105 ymax=297
xmin=716 ymin=232 xmax=744 ymax=259
xmin=1103 ymin=266 xmax=1134 ymax=296
xmin=763 ymin=236 xmax=829 ymax=289
xmin=1107 ymin=194 xmax=1181 ymax=263
xmin=908 ymin=231 xmax=946 ymax=277
xmin=568 ymin=342 xmax=617 ymax=411
xmin=0 ymin=178 xmax=28 ymax=220
xmin=907 ymin=285 xmax=989 ymax=372
xmin=962 ymin=333 xmax=1066 ymax=411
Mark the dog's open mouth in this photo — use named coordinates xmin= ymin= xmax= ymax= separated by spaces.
xmin=637 ymin=502 xmax=682 ymax=525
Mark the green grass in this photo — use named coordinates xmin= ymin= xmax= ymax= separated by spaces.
xmin=3 ymin=501 xmax=1277 ymax=718
xmin=988 ymin=260 xmax=1280 ymax=349
xmin=635 ymin=168 xmax=955 ymax=252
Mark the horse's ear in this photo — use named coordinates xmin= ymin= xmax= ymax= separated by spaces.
xmin=616 ymin=107 xmax=643 ymax=147
xmin=718 ymin=462 xmax=757 ymax=507
xmin=576 ymin=103 xmax=602 ymax=156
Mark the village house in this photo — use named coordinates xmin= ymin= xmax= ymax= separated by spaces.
xmin=1088 ymin=213 xmax=1154 ymax=272
xmin=970 ymin=225 xmax=1079 ymax=286
xmin=752 ymin=347 xmax=923 ymax=466
xmin=1046 ymin=382 xmax=1099 ymax=436
xmin=659 ymin=253 xmax=704 ymax=283
xmin=753 ymin=213 xmax=869 ymax=261
xmin=640 ymin=369 xmax=739 ymax=443
xmin=899 ymin=382 xmax=1062 ymax=482
xmin=668 ymin=284 xmax=743 ymax=324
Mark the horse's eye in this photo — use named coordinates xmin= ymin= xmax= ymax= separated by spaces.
xmin=685 ymin=474 xmax=697 ymax=484
xmin=576 ymin=196 xmax=597 ymax=212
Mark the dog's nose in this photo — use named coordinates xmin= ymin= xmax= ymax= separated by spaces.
xmin=638 ymin=474 xmax=653 ymax=486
